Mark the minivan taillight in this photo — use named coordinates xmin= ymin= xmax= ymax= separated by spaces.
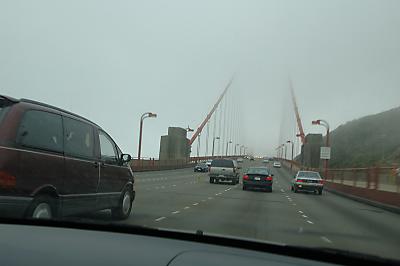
xmin=0 ymin=171 xmax=16 ymax=188
xmin=243 ymin=175 xmax=249 ymax=180
xmin=265 ymin=176 xmax=273 ymax=181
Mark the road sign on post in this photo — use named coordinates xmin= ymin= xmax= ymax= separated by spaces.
xmin=320 ymin=147 xmax=331 ymax=160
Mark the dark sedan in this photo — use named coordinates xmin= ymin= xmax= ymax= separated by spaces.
xmin=194 ymin=163 xmax=209 ymax=172
xmin=242 ymin=167 xmax=273 ymax=192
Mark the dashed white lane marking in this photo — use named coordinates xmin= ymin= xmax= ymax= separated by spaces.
xmin=184 ymin=206 xmax=190 ymax=210
xmin=172 ymin=211 xmax=180 ymax=214
xmin=307 ymin=220 xmax=314 ymax=224
xmin=298 ymin=211 xmax=303 ymax=214
xmin=208 ymin=197 xmax=213 ymax=200
xmin=172 ymin=184 xmax=177 ymax=187
xmin=292 ymin=203 xmax=297 ymax=206
xmin=281 ymin=189 xmax=285 ymax=192
xmin=224 ymin=189 xmax=229 ymax=192
xmin=192 ymin=203 xmax=199 ymax=206
xmin=155 ymin=217 xmax=166 ymax=222
xmin=302 ymin=214 xmax=308 ymax=218
xmin=321 ymin=236 xmax=332 ymax=244
xmin=201 ymin=199 xmax=206 ymax=202
xmin=298 ymin=227 xmax=304 ymax=233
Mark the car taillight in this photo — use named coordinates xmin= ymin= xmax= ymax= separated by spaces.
xmin=0 ymin=171 xmax=16 ymax=188
xmin=319 ymin=179 xmax=324 ymax=184
xmin=265 ymin=176 xmax=273 ymax=181
xmin=297 ymin=179 xmax=304 ymax=182
xmin=243 ymin=175 xmax=249 ymax=180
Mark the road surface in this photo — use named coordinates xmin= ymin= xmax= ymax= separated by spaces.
xmin=94 ymin=159 xmax=400 ymax=260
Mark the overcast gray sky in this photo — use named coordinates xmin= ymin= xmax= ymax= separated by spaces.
xmin=1 ymin=0 xmax=399 ymax=157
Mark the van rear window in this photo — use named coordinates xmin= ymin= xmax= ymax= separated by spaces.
xmin=211 ymin=159 xmax=234 ymax=168
xmin=0 ymin=98 xmax=14 ymax=124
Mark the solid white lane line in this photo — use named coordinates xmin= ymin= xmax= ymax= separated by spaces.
xmin=307 ymin=220 xmax=314 ymax=224
xmin=172 ymin=211 xmax=180 ymax=214
xmin=184 ymin=206 xmax=190 ymax=210
xmin=155 ymin=217 xmax=166 ymax=222
xmin=193 ymin=203 xmax=199 ymax=206
xmin=321 ymin=236 xmax=332 ymax=244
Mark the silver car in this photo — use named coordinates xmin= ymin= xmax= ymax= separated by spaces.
xmin=209 ymin=159 xmax=240 ymax=184
xmin=291 ymin=171 xmax=324 ymax=195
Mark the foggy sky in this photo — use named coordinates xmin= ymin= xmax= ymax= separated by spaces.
xmin=1 ymin=0 xmax=399 ymax=158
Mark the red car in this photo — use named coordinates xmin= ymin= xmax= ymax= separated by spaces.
xmin=0 ymin=95 xmax=134 ymax=220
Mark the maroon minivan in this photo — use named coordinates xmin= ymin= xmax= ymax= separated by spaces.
xmin=0 ymin=95 xmax=135 ymax=220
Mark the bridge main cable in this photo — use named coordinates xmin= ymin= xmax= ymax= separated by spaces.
xmin=189 ymin=77 xmax=234 ymax=146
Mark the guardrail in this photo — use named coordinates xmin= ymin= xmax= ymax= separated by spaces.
xmin=280 ymin=159 xmax=400 ymax=210
xmin=131 ymin=156 xmax=242 ymax=172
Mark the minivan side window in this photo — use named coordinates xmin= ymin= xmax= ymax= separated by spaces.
xmin=64 ymin=117 xmax=95 ymax=159
xmin=17 ymin=110 xmax=63 ymax=153
xmin=99 ymin=131 xmax=118 ymax=164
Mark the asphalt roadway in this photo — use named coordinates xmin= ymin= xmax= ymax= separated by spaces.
xmin=104 ymin=159 xmax=400 ymax=261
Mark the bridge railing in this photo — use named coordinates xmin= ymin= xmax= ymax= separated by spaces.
xmin=280 ymin=159 xmax=400 ymax=209
xmin=131 ymin=156 xmax=243 ymax=172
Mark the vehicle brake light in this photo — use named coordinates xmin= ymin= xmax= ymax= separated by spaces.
xmin=319 ymin=179 xmax=324 ymax=184
xmin=0 ymin=171 xmax=16 ymax=188
xmin=297 ymin=179 xmax=304 ymax=182
xmin=265 ymin=176 xmax=273 ymax=181
xmin=243 ymin=175 xmax=249 ymax=180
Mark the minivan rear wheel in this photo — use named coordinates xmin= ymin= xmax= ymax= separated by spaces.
xmin=26 ymin=195 xmax=56 ymax=219
xmin=112 ymin=189 xmax=133 ymax=220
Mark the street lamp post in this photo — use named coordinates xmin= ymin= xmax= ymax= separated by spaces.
xmin=138 ymin=112 xmax=157 ymax=163
xmin=211 ymin=136 xmax=220 ymax=157
xmin=226 ymin=140 xmax=232 ymax=157
xmin=284 ymin=143 xmax=288 ymax=160
xmin=287 ymin=140 xmax=294 ymax=170
xmin=312 ymin=119 xmax=330 ymax=179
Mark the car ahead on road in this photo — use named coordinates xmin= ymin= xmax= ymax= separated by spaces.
xmin=242 ymin=167 xmax=273 ymax=192
xmin=237 ymin=158 xmax=244 ymax=163
xmin=273 ymin=161 xmax=281 ymax=168
xmin=263 ymin=159 xmax=269 ymax=163
xmin=0 ymin=96 xmax=135 ymax=220
xmin=205 ymin=159 xmax=213 ymax=167
xmin=194 ymin=162 xmax=208 ymax=172
xmin=291 ymin=171 xmax=324 ymax=195
xmin=209 ymin=159 xmax=240 ymax=184
xmin=249 ymin=156 xmax=255 ymax=161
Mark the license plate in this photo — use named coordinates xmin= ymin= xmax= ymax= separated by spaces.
xmin=254 ymin=177 xmax=261 ymax=181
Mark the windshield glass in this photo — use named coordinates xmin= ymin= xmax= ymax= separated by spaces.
xmin=297 ymin=172 xmax=321 ymax=179
xmin=1 ymin=0 xmax=399 ymax=262
xmin=247 ymin=168 xmax=270 ymax=175
xmin=211 ymin=160 xmax=234 ymax=168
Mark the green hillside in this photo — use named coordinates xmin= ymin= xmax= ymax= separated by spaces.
xmin=329 ymin=107 xmax=400 ymax=168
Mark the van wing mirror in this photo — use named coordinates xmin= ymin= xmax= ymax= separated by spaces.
xmin=121 ymin=154 xmax=132 ymax=164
